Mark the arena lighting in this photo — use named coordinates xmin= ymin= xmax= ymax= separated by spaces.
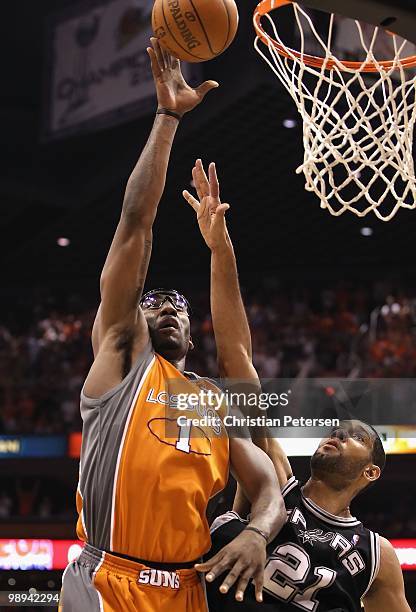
xmin=283 ymin=118 xmax=297 ymax=128
xmin=0 ymin=539 xmax=414 ymax=570
xmin=273 ymin=427 xmax=416 ymax=456
xmin=360 ymin=227 xmax=373 ymax=237
xmin=57 ymin=237 xmax=70 ymax=247
xmin=390 ymin=541 xmax=416 ymax=571
xmin=68 ymin=430 xmax=416 ymax=459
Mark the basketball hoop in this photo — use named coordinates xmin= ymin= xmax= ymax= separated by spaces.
xmin=253 ymin=0 xmax=416 ymax=220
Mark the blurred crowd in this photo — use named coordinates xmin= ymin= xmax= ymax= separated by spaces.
xmin=0 ymin=280 xmax=415 ymax=537
xmin=0 ymin=478 xmax=75 ymax=521
xmin=187 ymin=279 xmax=416 ymax=378
xmin=1 ymin=279 xmax=416 ymax=434
xmin=0 ymin=308 xmax=94 ymax=435
xmin=361 ymin=496 xmax=416 ymax=540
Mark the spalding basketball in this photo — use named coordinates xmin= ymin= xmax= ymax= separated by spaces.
xmin=152 ymin=0 xmax=239 ymax=63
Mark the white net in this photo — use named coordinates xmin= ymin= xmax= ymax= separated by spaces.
xmin=254 ymin=3 xmax=416 ymax=221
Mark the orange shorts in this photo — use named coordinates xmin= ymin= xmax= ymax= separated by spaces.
xmin=59 ymin=544 xmax=208 ymax=612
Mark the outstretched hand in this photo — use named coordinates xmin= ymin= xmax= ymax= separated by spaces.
xmin=195 ymin=529 xmax=267 ymax=602
xmin=147 ymin=38 xmax=219 ymax=116
xmin=183 ymin=159 xmax=230 ymax=251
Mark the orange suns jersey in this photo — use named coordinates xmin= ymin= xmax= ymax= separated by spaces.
xmin=75 ymin=341 xmax=229 ymax=562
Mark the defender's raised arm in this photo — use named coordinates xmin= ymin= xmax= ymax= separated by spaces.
xmin=183 ymin=160 xmax=255 ymax=379
xmin=184 ymin=161 xmax=286 ymax=602
xmin=184 ymin=160 xmax=293 ymax=504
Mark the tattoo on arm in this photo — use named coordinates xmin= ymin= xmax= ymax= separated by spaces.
xmin=136 ymin=239 xmax=152 ymax=305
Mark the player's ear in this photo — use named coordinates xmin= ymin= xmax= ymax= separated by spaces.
xmin=363 ymin=464 xmax=381 ymax=483
xmin=189 ymin=336 xmax=194 ymax=351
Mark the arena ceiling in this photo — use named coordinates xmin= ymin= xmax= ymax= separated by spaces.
xmin=1 ymin=1 xmax=415 ymax=293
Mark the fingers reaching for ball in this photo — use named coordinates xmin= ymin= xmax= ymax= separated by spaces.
xmin=151 ymin=0 xmax=239 ymax=62
xmin=147 ymin=37 xmax=169 ymax=76
xmin=147 ymin=35 xmax=219 ymax=114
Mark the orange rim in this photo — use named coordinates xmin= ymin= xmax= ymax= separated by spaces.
xmin=253 ymin=0 xmax=416 ymax=72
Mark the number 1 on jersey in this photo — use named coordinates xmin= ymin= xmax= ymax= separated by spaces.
xmin=175 ymin=422 xmax=192 ymax=453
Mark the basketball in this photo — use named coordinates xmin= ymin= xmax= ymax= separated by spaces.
xmin=152 ymin=0 xmax=239 ymax=63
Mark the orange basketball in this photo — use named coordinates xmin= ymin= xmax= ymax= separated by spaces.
xmin=152 ymin=0 xmax=239 ymax=63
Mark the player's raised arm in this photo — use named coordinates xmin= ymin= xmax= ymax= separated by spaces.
xmin=185 ymin=161 xmax=286 ymax=602
xmin=183 ymin=159 xmax=254 ymax=379
xmin=363 ymin=537 xmax=412 ymax=612
xmin=183 ymin=160 xmax=294 ymax=496
xmin=94 ymin=40 xmax=218 ymax=352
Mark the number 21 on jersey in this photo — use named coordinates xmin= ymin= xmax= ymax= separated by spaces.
xmin=264 ymin=543 xmax=336 ymax=611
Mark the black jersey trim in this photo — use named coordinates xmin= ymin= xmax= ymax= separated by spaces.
xmin=301 ymin=495 xmax=362 ymax=527
xmin=210 ymin=511 xmax=248 ymax=535
xmin=184 ymin=370 xmax=199 ymax=380
xmin=281 ymin=475 xmax=298 ymax=497
xmin=283 ymin=477 xmax=362 ymax=527
xmin=362 ymin=531 xmax=381 ymax=599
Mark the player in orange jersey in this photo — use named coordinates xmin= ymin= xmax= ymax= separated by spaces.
xmin=59 ymin=39 xmax=286 ymax=612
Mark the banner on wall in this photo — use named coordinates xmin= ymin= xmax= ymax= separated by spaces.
xmin=43 ymin=0 xmax=196 ymax=140
xmin=276 ymin=426 xmax=416 ymax=457
xmin=0 ymin=540 xmax=83 ymax=570
xmin=68 ymin=428 xmax=416 ymax=459
xmin=0 ymin=539 xmax=414 ymax=570
xmin=0 ymin=436 xmax=67 ymax=458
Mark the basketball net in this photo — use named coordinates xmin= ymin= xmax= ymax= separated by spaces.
xmin=254 ymin=2 xmax=416 ymax=221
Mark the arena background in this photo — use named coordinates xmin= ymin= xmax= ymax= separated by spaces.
xmin=1 ymin=0 xmax=416 ymax=609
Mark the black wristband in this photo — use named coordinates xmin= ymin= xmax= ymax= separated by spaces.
xmin=156 ymin=108 xmax=182 ymax=121
xmin=245 ymin=526 xmax=268 ymax=543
